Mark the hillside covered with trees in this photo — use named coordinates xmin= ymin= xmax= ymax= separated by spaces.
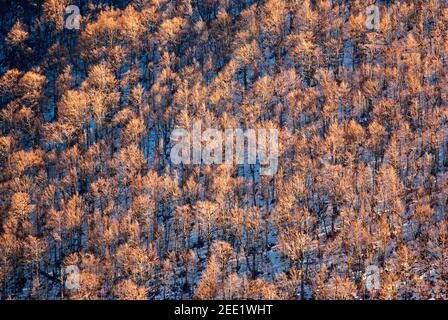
xmin=0 ymin=0 xmax=447 ymax=299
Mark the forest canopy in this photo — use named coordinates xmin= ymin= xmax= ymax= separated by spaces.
xmin=0 ymin=0 xmax=447 ymax=300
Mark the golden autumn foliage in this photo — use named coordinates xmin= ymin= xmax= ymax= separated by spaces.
xmin=0 ymin=0 xmax=447 ymax=301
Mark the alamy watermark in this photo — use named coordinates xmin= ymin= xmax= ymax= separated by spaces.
xmin=170 ymin=121 xmax=279 ymax=176
xmin=64 ymin=265 xmax=80 ymax=291
xmin=365 ymin=5 xmax=380 ymax=31
xmin=65 ymin=5 xmax=81 ymax=30
xmin=365 ymin=265 xmax=380 ymax=291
